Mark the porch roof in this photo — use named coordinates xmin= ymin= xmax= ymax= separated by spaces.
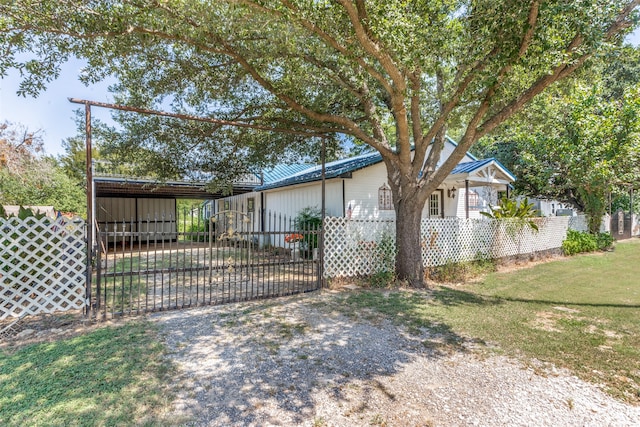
xmin=445 ymin=158 xmax=516 ymax=186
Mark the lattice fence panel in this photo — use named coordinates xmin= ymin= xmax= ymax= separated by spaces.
xmin=568 ymin=215 xmax=589 ymax=232
xmin=324 ymin=216 xmax=572 ymax=278
xmin=1 ymin=216 xmax=86 ymax=320
xmin=323 ymin=218 xmax=396 ymax=277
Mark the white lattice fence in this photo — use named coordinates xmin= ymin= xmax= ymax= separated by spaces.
xmin=324 ymin=216 xmax=572 ymax=278
xmin=323 ymin=218 xmax=396 ymax=277
xmin=567 ymin=214 xmax=611 ymax=233
xmin=568 ymin=215 xmax=589 ymax=232
xmin=1 ymin=216 xmax=86 ymax=320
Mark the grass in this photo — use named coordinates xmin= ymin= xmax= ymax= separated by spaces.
xmin=335 ymin=239 xmax=640 ymax=403
xmin=0 ymin=322 xmax=175 ymax=426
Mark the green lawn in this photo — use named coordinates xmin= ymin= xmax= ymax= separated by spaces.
xmin=337 ymin=239 xmax=640 ymax=403
xmin=0 ymin=322 xmax=175 ymax=427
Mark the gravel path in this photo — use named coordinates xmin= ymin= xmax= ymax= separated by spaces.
xmin=151 ymin=291 xmax=640 ymax=427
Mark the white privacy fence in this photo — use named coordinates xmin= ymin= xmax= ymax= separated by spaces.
xmin=323 ymin=216 xmax=576 ymax=278
xmin=1 ymin=216 xmax=86 ymax=320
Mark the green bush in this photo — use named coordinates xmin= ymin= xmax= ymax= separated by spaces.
xmin=294 ymin=206 xmax=322 ymax=258
xmin=427 ymin=257 xmax=497 ymax=283
xmin=596 ymin=232 xmax=614 ymax=251
xmin=562 ymin=230 xmax=613 ymax=255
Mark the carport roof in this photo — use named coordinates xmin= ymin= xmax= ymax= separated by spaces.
xmin=94 ymin=176 xmax=257 ymax=199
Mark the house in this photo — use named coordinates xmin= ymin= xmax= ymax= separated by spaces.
xmin=521 ymin=197 xmax=575 ymax=217
xmin=207 ymin=137 xmax=516 ymax=231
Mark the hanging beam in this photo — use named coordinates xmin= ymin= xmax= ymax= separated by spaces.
xmin=68 ymin=98 xmax=333 ymax=137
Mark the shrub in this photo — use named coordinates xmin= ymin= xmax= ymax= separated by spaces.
xmin=595 ymin=232 xmax=614 ymax=251
xmin=426 ymin=257 xmax=497 ymax=283
xmin=294 ymin=206 xmax=322 ymax=258
xmin=562 ymin=230 xmax=613 ymax=255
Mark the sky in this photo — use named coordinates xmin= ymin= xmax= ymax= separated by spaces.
xmin=1 ymin=29 xmax=640 ymax=157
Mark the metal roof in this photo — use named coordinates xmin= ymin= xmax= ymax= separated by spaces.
xmin=256 ymin=151 xmax=382 ymax=191
xmin=94 ymin=176 xmax=256 ymax=199
xmin=261 ymin=164 xmax=313 ymax=183
xmin=450 ymin=158 xmax=516 ymax=181
xmin=257 ymin=155 xmax=515 ymax=192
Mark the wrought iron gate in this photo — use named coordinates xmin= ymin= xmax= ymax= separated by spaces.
xmin=94 ymin=210 xmax=321 ymax=319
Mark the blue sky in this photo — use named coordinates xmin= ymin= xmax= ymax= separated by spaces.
xmin=1 ymin=29 xmax=639 ymax=157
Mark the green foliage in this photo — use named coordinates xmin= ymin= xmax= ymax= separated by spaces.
xmin=596 ymin=232 xmax=615 ymax=251
xmin=176 ymin=201 xmax=210 ymax=241
xmin=0 ymin=122 xmax=86 ymax=216
xmin=562 ymin=230 xmax=614 ymax=255
xmin=294 ymin=206 xmax=322 ymax=257
xmin=474 ymin=50 xmax=640 ymax=233
xmin=480 ymin=196 xmax=539 ymax=231
xmin=365 ymin=231 xmax=397 ymax=288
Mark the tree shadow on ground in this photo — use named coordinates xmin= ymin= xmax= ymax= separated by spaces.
xmin=430 ymin=286 xmax=502 ymax=307
xmin=153 ymin=292 xmax=470 ymax=426
xmin=494 ymin=296 xmax=640 ymax=309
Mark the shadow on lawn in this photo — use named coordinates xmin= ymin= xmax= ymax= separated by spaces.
xmin=153 ymin=293 xmax=470 ymax=426
xmin=495 ymin=296 xmax=640 ymax=309
xmin=0 ymin=322 xmax=171 ymax=427
xmin=433 ymin=287 xmax=640 ymax=309
xmin=431 ymin=286 xmax=502 ymax=307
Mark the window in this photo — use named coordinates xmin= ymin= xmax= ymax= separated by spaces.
xmin=247 ymin=198 xmax=255 ymax=213
xmin=378 ymin=183 xmax=393 ymax=210
xmin=429 ymin=193 xmax=440 ymax=217
xmin=224 ymin=200 xmax=230 ymax=211
xmin=468 ymin=190 xmax=480 ymax=211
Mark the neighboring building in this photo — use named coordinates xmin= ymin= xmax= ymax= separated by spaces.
xmin=522 ymin=197 xmax=576 ymax=217
xmin=207 ymin=137 xmax=516 ymax=232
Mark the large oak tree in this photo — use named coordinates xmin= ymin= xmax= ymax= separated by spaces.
xmin=1 ymin=0 xmax=639 ymax=286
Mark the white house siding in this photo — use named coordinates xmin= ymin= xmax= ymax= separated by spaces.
xmin=263 ymin=179 xmax=343 ymax=221
xmin=345 ymin=162 xmax=395 ymax=219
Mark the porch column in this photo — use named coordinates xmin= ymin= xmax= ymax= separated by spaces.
xmin=506 ymin=184 xmax=510 ymax=199
xmin=465 ymin=179 xmax=469 ymax=219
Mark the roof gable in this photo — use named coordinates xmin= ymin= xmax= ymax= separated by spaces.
xmin=449 ymin=158 xmax=516 ymax=182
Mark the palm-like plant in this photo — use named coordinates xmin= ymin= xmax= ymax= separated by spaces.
xmin=480 ymin=197 xmax=539 ymax=232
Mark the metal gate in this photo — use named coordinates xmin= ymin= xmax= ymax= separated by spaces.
xmin=94 ymin=210 xmax=321 ymax=319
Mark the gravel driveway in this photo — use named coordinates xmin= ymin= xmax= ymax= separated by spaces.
xmin=151 ymin=291 xmax=640 ymax=427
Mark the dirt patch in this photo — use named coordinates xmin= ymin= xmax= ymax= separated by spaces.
xmin=530 ymin=311 xmax=564 ymax=332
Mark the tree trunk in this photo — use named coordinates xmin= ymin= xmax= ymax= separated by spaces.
xmin=395 ymin=195 xmax=426 ymax=287
xmin=579 ymin=188 xmax=606 ymax=234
